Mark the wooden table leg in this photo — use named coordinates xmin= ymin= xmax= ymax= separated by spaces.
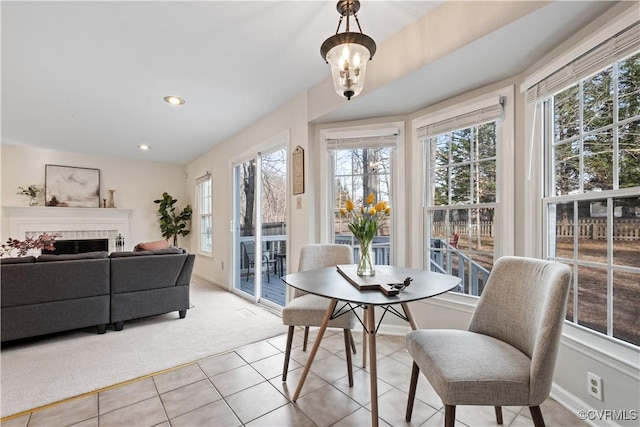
xmin=366 ymin=305 xmax=379 ymax=427
xmin=292 ymin=298 xmax=337 ymax=402
xmin=362 ymin=306 xmax=368 ymax=368
xmin=401 ymin=302 xmax=419 ymax=330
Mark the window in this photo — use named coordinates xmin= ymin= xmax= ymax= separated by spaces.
xmin=197 ymin=175 xmax=212 ymax=253
xmin=419 ymin=100 xmax=504 ymax=296
xmin=542 ymin=49 xmax=640 ymax=346
xmin=327 ymin=133 xmax=397 ymax=266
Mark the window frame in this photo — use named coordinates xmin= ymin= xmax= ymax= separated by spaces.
xmin=540 ymin=54 xmax=640 ymax=347
xmin=196 ymin=175 xmax=213 ymax=256
xmin=411 ymin=86 xmax=515 ymax=295
xmin=522 ymin=1 xmax=640 ymax=354
xmin=319 ymin=122 xmax=405 ymax=266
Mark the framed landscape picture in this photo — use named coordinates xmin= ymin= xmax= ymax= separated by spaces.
xmin=45 ymin=165 xmax=100 ymax=207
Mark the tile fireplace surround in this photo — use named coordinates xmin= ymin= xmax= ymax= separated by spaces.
xmin=2 ymin=206 xmax=132 ymax=254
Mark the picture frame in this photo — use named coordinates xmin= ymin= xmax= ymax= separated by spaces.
xmin=45 ymin=164 xmax=101 ymax=207
xmin=292 ymin=145 xmax=304 ymax=195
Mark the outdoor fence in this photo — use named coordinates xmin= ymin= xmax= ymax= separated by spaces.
xmin=555 ymin=219 xmax=640 ymax=240
xmin=432 ymin=221 xmax=494 ymax=237
xmin=432 ymin=219 xmax=640 ymax=241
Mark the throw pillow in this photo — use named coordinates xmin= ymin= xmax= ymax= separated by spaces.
xmin=134 ymin=240 xmax=170 ymax=251
xmin=110 ymin=247 xmax=184 ymax=258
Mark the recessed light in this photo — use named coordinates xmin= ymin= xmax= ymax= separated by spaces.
xmin=163 ymin=96 xmax=185 ymax=106
xmin=138 ymin=144 xmax=151 ymax=151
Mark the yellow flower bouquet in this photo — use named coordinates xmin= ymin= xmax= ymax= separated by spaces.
xmin=339 ymin=193 xmax=391 ymax=276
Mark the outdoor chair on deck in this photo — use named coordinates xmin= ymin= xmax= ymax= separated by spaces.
xmin=241 ymin=241 xmax=276 ymax=283
xmin=448 ymin=232 xmax=460 ymax=248
xmin=281 ymin=244 xmax=357 ymax=385
xmin=405 ymin=256 xmax=572 ymax=427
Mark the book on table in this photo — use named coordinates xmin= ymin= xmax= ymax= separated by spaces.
xmin=336 ymin=264 xmax=411 ymax=296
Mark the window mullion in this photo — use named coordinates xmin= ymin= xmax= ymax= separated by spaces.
xmin=606 ymin=197 xmax=614 ymax=337
xmin=572 ymin=200 xmax=579 ymax=326
xmin=612 ymin=64 xmax=620 ymax=190
xmin=578 ymin=80 xmax=585 ymax=194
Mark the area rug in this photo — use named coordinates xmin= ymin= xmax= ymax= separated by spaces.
xmin=0 ymin=278 xmax=287 ymax=417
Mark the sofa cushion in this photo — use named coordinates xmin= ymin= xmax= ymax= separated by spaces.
xmin=37 ymin=251 xmax=109 ymax=262
xmin=110 ymin=247 xmax=184 ymax=257
xmin=2 ymin=258 xmax=110 ymax=307
xmin=0 ymin=256 xmax=37 ymax=264
xmin=134 ymin=240 xmax=170 ymax=251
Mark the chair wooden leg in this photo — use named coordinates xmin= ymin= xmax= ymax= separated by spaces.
xmin=405 ymin=362 xmax=420 ymax=421
xmin=348 ymin=330 xmax=356 ymax=354
xmin=495 ymin=406 xmax=503 ymax=424
xmin=303 ymin=326 xmax=309 ymax=351
xmin=529 ymin=405 xmax=546 ymax=427
xmin=444 ymin=405 xmax=456 ymax=427
xmin=343 ymin=329 xmax=354 ymax=386
xmin=282 ymin=326 xmax=295 ymax=381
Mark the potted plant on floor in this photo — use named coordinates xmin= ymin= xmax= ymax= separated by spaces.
xmin=153 ymin=192 xmax=192 ymax=246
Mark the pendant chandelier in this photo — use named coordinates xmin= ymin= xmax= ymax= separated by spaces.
xmin=321 ymin=0 xmax=377 ymax=101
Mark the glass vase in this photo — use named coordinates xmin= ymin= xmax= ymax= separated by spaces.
xmin=28 ymin=196 xmax=38 ymax=206
xmin=357 ymin=238 xmax=375 ymax=276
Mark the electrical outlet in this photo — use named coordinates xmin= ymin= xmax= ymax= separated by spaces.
xmin=296 ymin=196 xmax=302 ymax=209
xmin=587 ymin=372 xmax=603 ymax=401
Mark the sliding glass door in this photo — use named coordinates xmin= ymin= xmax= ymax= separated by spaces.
xmin=232 ymin=146 xmax=287 ymax=308
xmin=259 ymin=148 xmax=287 ymax=306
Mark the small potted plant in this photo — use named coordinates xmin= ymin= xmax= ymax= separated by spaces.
xmin=17 ymin=185 xmax=41 ymax=206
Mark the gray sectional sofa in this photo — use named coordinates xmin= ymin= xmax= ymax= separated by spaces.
xmin=110 ymin=249 xmax=195 ymax=331
xmin=0 ymin=248 xmax=195 ymax=342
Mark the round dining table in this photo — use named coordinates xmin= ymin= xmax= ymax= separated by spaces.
xmin=283 ymin=264 xmax=461 ymax=427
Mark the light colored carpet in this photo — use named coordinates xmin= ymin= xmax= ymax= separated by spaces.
xmin=0 ymin=277 xmax=287 ymax=417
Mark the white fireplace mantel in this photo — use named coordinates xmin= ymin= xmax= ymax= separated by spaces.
xmin=2 ymin=206 xmax=133 ymax=253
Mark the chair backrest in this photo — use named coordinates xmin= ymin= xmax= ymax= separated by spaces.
xmin=294 ymin=244 xmax=353 ymax=298
xmin=449 ymin=232 xmax=460 ymax=248
xmin=468 ymin=256 xmax=571 ymax=403
xmin=241 ymin=241 xmax=254 ymax=263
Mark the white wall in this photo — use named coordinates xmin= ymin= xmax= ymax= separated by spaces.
xmin=185 ymin=92 xmax=311 ymax=287
xmin=0 ymin=144 xmax=189 ymax=250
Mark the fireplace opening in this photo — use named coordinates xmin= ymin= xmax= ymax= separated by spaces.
xmin=43 ymin=238 xmax=109 ymax=255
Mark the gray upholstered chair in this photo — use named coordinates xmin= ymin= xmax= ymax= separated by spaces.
xmin=405 ymin=256 xmax=572 ymax=427
xmin=281 ymin=244 xmax=357 ymax=385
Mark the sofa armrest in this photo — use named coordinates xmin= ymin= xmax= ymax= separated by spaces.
xmin=176 ymin=254 xmax=195 ymax=286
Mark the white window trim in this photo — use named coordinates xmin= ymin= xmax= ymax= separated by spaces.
xmin=319 ymin=121 xmax=405 ymax=266
xmin=521 ymin=1 xmax=639 ymax=95
xmin=522 ymin=6 xmax=640 ymax=361
xmin=522 ymin=3 xmax=639 ymax=259
xmin=196 ymin=174 xmax=213 ymax=257
xmin=410 ymin=86 xmax=515 ymax=273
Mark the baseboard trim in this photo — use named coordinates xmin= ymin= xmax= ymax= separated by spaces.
xmin=192 ymin=273 xmax=228 ymax=291
xmin=550 ymin=384 xmax=622 ymax=427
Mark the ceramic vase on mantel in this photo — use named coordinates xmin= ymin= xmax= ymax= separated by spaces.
xmin=357 ymin=238 xmax=375 ymax=276
xmin=108 ymin=190 xmax=116 ymax=208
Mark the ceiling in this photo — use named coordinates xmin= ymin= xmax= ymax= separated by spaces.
xmin=1 ymin=1 xmax=617 ymax=165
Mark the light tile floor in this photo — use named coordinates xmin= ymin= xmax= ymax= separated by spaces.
xmin=1 ymin=328 xmax=588 ymax=426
